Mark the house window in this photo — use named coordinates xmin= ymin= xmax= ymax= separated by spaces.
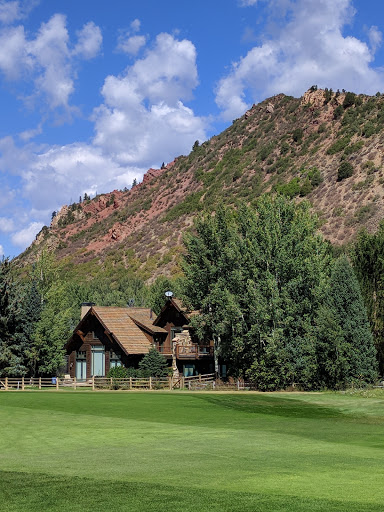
xmin=171 ymin=327 xmax=183 ymax=340
xmin=91 ymin=346 xmax=105 ymax=376
xmin=183 ymin=364 xmax=195 ymax=377
xmin=76 ymin=351 xmax=87 ymax=380
xmin=110 ymin=350 xmax=122 ymax=368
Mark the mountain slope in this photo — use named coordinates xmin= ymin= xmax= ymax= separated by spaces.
xmin=18 ymin=88 xmax=384 ymax=281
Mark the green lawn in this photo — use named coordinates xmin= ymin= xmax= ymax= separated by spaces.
xmin=1 ymin=390 xmax=384 ymax=511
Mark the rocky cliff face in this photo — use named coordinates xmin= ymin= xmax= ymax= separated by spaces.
xmin=19 ymin=88 xmax=384 ymax=282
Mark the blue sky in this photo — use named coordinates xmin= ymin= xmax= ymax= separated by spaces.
xmin=1 ymin=0 xmax=384 ymax=258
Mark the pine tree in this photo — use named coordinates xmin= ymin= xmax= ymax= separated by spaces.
xmin=138 ymin=347 xmax=168 ymax=377
xmin=352 ymin=225 xmax=384 ymax=373
xmin=316 ymin=256 xmax=377 ymax=388
xmin=0 ymin=259 xmax=36 ymax=376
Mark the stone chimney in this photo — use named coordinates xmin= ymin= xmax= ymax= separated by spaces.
xmin=81 ymin=302 xmax=95 ymax=319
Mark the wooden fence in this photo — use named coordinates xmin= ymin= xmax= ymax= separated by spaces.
xmin=0 ymin=373 xmax=217 ymax=391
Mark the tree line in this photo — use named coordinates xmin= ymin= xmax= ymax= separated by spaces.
xmin=1 ymin=194 xmax=383 ymax=389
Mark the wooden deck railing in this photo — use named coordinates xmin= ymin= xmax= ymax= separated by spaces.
xmin=176 ymin=344 xmax=213 ymax=358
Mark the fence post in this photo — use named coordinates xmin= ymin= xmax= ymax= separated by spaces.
xmin=56 ymin=377 xmax=59 ymax=390
xmin=5 ymin=377 xmax=8 ymax=391
xmin=110 ymin=377 xmax=113 ymax=387
xmin=199 ymin=374 xmax=202 ymax=383
xmin=74 ymin=377 xmax=77 ymax=390
xmin=181 ymin=376 xmax=185 ymax=389
xmin=22 ymin=376 xmax=25 ymax=391
xmin=129 ymin=377 xmax=132 ymax=390
xmin=92 ymin=375 xmax=95 ymax=391
xmin=149 ymin=376 xmax=152 ymax=390
xmin=169 ymin=376 xmax=172 ymax=390
xmin=39 ymin=377 xmax=41 ymax=390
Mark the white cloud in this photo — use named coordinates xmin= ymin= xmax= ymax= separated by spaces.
xmin=0 ymin=13 xmax=102 ymax=110
xmin=368 ymin=26 xmax=382 ymax=54
xmin=23 ymin=143 xmax=138 ymax=209
xmin=0 ymin=25 xmax=31 ymax=79
xmin=93 ymin=32 xmax=206 ymax=167
xmin=0 ymin=1 xmax=19 ymax=24
xmin=0 ymin=1 xmax=39 ymax=25
xmin=0 ymin=31 xmax=207 ymax=256
xmin=239 ymin=0 xmax=259 ymax=5
xmin=217 ymin=0 xmax=384 ymax=120
xmin=0 ymin=216 xmax=15 ymax=232
xmin=130 ymin=19 xmax=141 ymax=32
xmin=117 ymin=34 xmax=146 ymax=55
xmin=11 ymin=221 xmax=44 ymax=249
xmin=73 ymin=21 xmax=102 ymax=59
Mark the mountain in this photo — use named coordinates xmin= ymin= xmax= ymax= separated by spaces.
xmin=18 ymin=87 xmax=384 ymax=282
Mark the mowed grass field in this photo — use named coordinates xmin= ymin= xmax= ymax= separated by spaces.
xmin=1 ymin=391 xmax=384 ymax=512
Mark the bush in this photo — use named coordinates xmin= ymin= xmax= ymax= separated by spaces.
xmin=343 ymin=92 xmax=356 ymax=108
xmin=138 ymin=348 xmax=169 ymax=377
xmin=334 ymin=105 xmax=344 ymax=120
xmin=337 ymin=162 xmax=354 ymax=181
xmin=107 ymin=366 xmax=129 ymax=378
xmin=292 ymin=128 xmax=303 ymax=143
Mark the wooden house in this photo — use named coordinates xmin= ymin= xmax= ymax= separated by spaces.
xmin=65 ymin=297 xmax=216 ymax=379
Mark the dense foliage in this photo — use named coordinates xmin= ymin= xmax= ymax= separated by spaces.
xmin=0 ymin=194 xmax=381 ymax=388
xmin=0 ymin=259 xmax=41 ymax=376
xmin=315 ymin=256 xmax=377 ymax=388
xmin=138 ymin=347 xmax=169 ymax=377
xmin=182 ymin=196 xmax=377 ymax=389
xmin=352 ymin=225 xmax=384 ymax=373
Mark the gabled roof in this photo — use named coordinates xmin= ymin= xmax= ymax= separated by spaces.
xmin=153 ymin=297 xmax=199 ymax=326
xmin=71 ymin=306 xmax=167 ymax=355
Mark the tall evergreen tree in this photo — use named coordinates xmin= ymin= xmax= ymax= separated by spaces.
xmin=316 ymin=256 xmax=377 ymax=387
xmin=351 ymin=225 xmax=384 ymax=373
xmin=0 ymin=259 xmax=37 ymax=376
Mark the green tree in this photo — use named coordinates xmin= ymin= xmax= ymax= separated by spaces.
xmin=138 ymin=347 xmax=169 ymax=377
xmin=337 ymin=161 xmax=354 ymax=181
xmin=182 ymin=196 xmax=331 ymax=389
xmin=0 ymin=259 xmax=37 ymax=376
xmin=148 ymin=276 xmax=182 ymax=315
xmin=316 ymin=256 xmax=377 ymax=388
xmin=32 ymin=281 xmax=88 ymax=376
xmin=352 ymin=226 xmax=384 ymax=373
xmin=343 ymin=92 xmax=356 ymax=108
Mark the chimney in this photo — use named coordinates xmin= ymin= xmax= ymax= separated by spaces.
xmin=81 ymin=302 xmax=95 ymax=319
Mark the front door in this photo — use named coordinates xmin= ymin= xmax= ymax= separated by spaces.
xmin=76 ymin=359 xmax=87 ymax=380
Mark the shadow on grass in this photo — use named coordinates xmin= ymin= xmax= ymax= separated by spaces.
xmin=1 ymin=471 xmax=382 ymax=512
xmin=194 ymin=393 xmax=345 ymax=419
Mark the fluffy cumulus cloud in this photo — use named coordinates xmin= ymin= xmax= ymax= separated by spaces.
xmin=117 ymin=18 xmax=146 ymax=56
xmin=11 ymin=221 xmax=44 ymax=248
xmin=0 ymin=29 xmax=207 ymax=254
xmin=93 ymin=32 xmax=206 ymax=168
xmin=117 ymin=34 xmax=146 ymax=55
xmin=0 ymin=11 xmax=102 ymax=109
xmin=0 ymin=216 xmax=15 ymax=232
xmin=0 ymin=0 xmax=39 ymax=24
xmin=73 ymin=21 xmax=102 ymax=59
xmin=217 ymin=0 xmax=384 ymax=120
